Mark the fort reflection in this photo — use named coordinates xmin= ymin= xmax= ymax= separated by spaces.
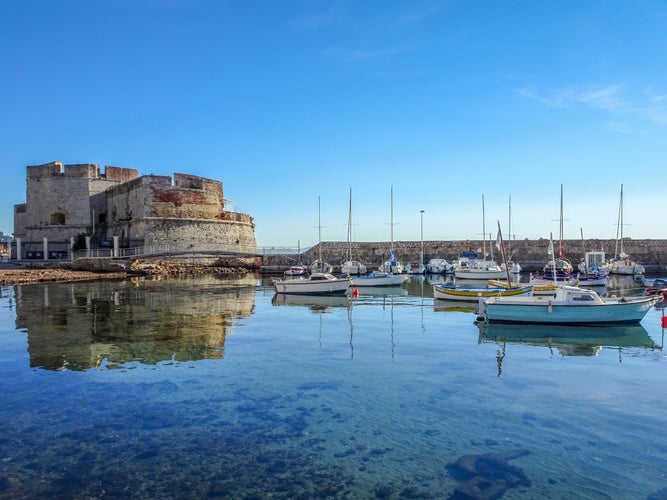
xmin=13 ymin=275 xmax=258 ymax=371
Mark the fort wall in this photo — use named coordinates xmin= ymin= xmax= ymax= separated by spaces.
xmin=12 ymin=160 xmax=257 ymax=259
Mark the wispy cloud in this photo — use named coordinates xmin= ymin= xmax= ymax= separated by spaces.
xmin=516 ymin=84 xmax=667 ymax=129
xmin=296 ymin=1 xmax=445 ymax=65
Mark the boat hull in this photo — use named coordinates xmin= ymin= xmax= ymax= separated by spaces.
xmin=351 ymin=273 xmax=407 ymax=287
xmin=483 ymin=295 xmax=659 ymax=324
xmin=273 ymin=274 xmax=350 ymax=295
xmin=455 ymin=269 xmax=506 ymax=280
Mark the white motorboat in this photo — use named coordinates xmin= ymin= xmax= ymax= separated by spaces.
xmin=454 ymin=260 xmax=506 ymax=280
xmin=273 ymin=272 xmax=350 ymax=295
xmin=351 ymin=271 xmax=407 ymax=287
xmin=284 ymin=265 xmax=307 ymax=276
xmin=479 ymin=285 xmax=661 ymax=324
xmin=341 ymin=260 xmax=367 ymax=275
xmin=426 ymin=258 xmax=453 ymax=274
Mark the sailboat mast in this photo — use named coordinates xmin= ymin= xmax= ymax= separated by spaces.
xmin=318 ymin=196 xmax=322 ymax=264
xmin=559 ymin=184 xmax=564 ymax=259
xmin=390 ymin=186 xmax=394 ymax=253
xmin=347 ymin=187 xmax=353 ymax=261
xmin=482 ymin=194 xmax=486 ymax=259
xmin=507 ymin=194 xmax=512 ymax=256
xmin=619 ymin=184 xmax=624 ymax=255
xmin=497 ymin=221 xmax=512 ymax=287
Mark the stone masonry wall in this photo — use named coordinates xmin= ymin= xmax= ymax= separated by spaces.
xmin=144 ymin=219 xmax=257 ymax=252
xmin=150 ymin=174 xmax=224 ymax=220
xmin=263 ymin=239 xmax=667 ymax=272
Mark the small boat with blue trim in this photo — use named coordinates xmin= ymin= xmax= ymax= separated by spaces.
xmin=479 ymin=285 xmax=661 ymax=324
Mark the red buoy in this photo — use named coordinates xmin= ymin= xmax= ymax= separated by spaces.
xmin=662 ymin=315 xmax=667 ymax=328
xmin=353 ymin=288 xmax=359 ymax=298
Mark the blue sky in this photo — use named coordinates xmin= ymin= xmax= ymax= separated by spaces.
xmin=2 ymin=1 xmax=666 ymax=249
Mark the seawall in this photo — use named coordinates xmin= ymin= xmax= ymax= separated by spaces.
xmin=261 ymin=239 xmax=667 ymax=273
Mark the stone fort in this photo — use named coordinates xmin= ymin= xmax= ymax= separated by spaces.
xmin=12 ymin=161 xmax=257 ymax=260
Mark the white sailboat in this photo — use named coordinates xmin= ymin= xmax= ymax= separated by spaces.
xmin=501 ymin=194 xmax=522 ymax=275
xmin=406 ymin=209 xmax=426 ymax=275
xmin=378 ymin=186 xmax=404 ymax=274
xmin=273 ymin=197 xmax=350 ymax=295
xmin=609 ymin=184 xmax=645 ymax=276
xmin=454 ymin=194 xmax=505 ymax=280
xmin=340 ymin=187 xmax=367 ymax=276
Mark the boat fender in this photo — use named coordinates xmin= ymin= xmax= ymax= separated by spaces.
xmin=547 ymin=300 xmax=553 ymax=314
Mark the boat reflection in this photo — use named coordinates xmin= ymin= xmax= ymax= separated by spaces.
xmin=606 ymin=274 xmax=648 ymax=297
xmin=477 ymin=321 xmax=662 ymax=375
xmin=13 ymin=275 xmax=258 ymax=371
xmin=271 ymin=293 xmax=351 ymax=312
xmin=433 ymin=299 xmax=478 ymax=313
xmin=352 ymin=285 xmax=408 ymax=297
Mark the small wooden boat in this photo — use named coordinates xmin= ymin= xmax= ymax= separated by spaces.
xmin=489 ymin=279 xmax=557 ymax=296
xmin=432 ymin=284 xmax=532 ymax=302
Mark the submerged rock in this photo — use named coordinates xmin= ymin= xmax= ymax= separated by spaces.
xmin=447 ymin=449 xmax=531 ymax=499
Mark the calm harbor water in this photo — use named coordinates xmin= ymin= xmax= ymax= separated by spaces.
xmin=0 ymin=273 xmax=666 ymax=499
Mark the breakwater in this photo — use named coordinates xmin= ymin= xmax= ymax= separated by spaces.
xmin=261 ymin=238 xmax=667 ymax=273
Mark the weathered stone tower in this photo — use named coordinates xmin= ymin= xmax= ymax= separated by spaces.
xmin=13 ymin=160 xmax=257 ymax=260
xmin=13 ymin=161 xmax=138 ymax=258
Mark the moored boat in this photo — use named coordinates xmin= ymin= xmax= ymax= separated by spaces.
xmin=433 ymin=283 xmax=532 ymax=302
xmin=352 ymin=271 xmax=407 ymax=287
xmin=341 ymin=260 xmax=367 ymax=276
xmin=340 ymin=187 xmax=367 ymax=276
xmin=405 ymin=262 xmax=426 ymax=275
xmin=609 ymin=184 xmax=645 ymax=276
xmin=479 ymin=285 xmax=661 ymax=324
xmin=284 ymin=265 xmax=307 ymax=277
xmin=273 ymin=272 xmax=351 ymax=295
xmin=489 ymin=279 xmax=558 ymax=297
xmin=426 ymin=258 xmax=453 ymax=274
xmin=454 ymin=261 xmax=506 ymax=280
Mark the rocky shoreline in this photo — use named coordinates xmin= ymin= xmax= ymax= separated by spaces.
xmin=0 ymin=256 xmax=259 ymax=286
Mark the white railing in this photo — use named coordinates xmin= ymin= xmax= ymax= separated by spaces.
xmin=259 ymin=246 xmax=310 ymax=256
xmin=72 ymin=242 xmax=260 ymax=261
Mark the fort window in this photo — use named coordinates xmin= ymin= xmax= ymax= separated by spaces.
xmin=50 ymin=212 xmax=66 ymax=225
xmin=98 ymin=213 xmax=107 ymax=225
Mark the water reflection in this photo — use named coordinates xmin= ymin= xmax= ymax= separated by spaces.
xmin=477 ymin=321 xmax=663 ymax=376
xmin=271 ymin=293 xmax=350 ymax=312
xmin=606 ymin=274 xmax=649 ymax=297
xmin=433 ymin=299 xmax=477 ymax=313
xmin=13 ymin=275 xmax=257 ymax=371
